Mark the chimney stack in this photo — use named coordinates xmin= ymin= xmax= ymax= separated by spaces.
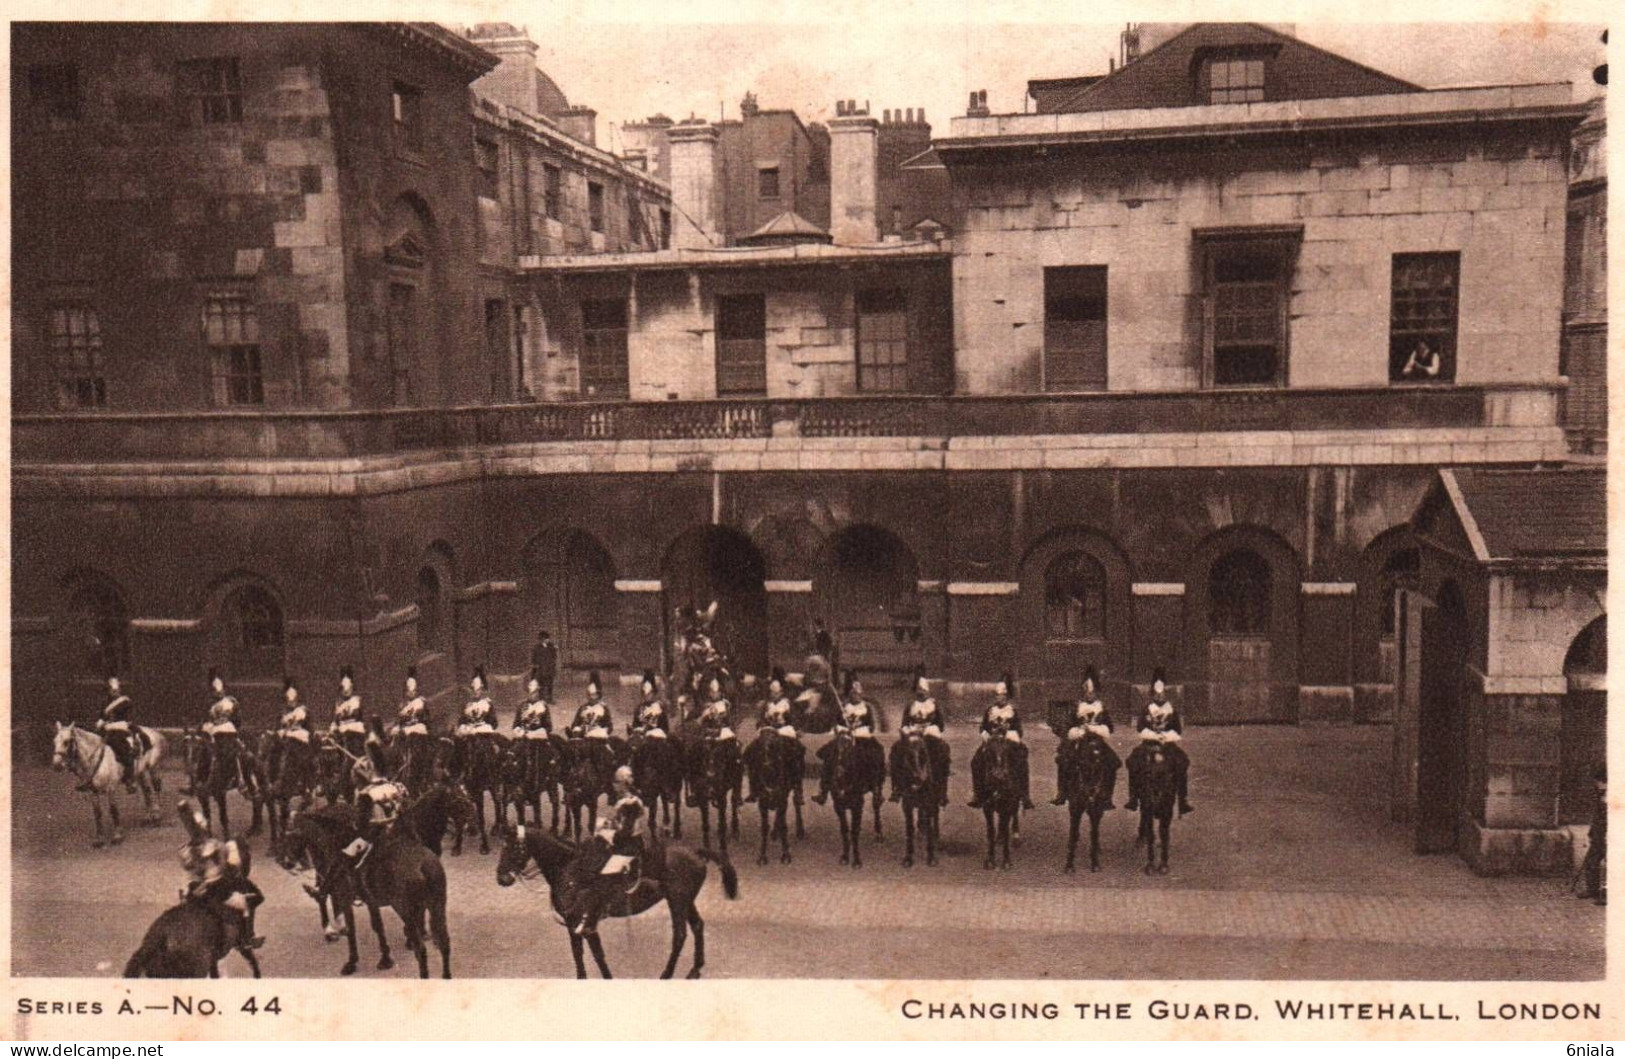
xmin=967 ymin=90 xmax=990 ymax=118
xmin=466 ymin=23 xmax=540 ymax=116
xmin=554 ymin=105 xmax=598 ymax=147
xmin=828 ymin=101 xmax=878 ymax=245
xmin=668 ymin=122 xmax=720 ymax=249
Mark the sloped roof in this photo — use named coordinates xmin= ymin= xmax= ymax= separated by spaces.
xmin=739 ymin=210 xmax=832 ymax=245
xmin=898 ymin=146 xmax=943 ymax=170
xmin=1441 ymin=468 xmax=1606 ymax=562
xmin=536 ymin=69 xmax=570 ymax=116
xmin=1054 ymin=22 xmax=1420 ymax=113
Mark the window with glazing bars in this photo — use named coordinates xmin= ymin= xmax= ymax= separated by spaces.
xmin=203 ymin=292 xmax=264 ymax=406
xmin=856 ymin=289 xmax=909 ymax=392
xmin=49 ymin=305 xmax=106 ymax=409
xmin=715 ymin=294 xmax=767 ymax=395
xmin=580 ymin=299 xmax=630 ymax=399
xmin=1043 ymin=266 xmax=1107 ymax=391
xmin=1208 ymin=58 xmax=1265 ymax=103
xmin=178 ymin=58 xmax=242 ymax=124
xmin=1389 ymin=252 xmax=1459 ymax=383
xmin=1202 ymin=234 xmax=1296 ymax=387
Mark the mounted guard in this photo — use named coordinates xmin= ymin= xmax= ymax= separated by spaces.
xmin=813 ymin=672 xmax=883 ymax=805
xmin=631 ymin=669 xmax=670 ymax=739
xmin=393 ymin=666 xmax=429 ymax=738
xmin=1125 ymin=667 xmax=1194 ymax=817
xmin=330 ymin=666 xmax=366 ymax=756
xmin=90 ymin=674 xmax=138 ymax=792
xmin=1052 ymin=664 xmax=1119 ymax=807
xmin=277 ymin=677 xmax=312 ymax=746
xmin=513 ymin=673 xmax=554 ymax=740
xmin=453 ymin=666 xmax=500 ymax=773
xmin=969 ymin=672 xmax=1034 ymax=811
xmin=569 ymin=671 xmax=618 ymax=795
xmin=746 ymin=667 xmax=804 ymax=804
xmin=890 ymin=671 xmax=949 ymax=806
xmin=177 ymin=800 xmax=265 ymax=951
xmin=567 ymin=765 xmax=650 ymax=937
xmin=340 ymin=719 xmax=408 ymax=900
xmin=186 ymin=669 xmax=243 ymax=796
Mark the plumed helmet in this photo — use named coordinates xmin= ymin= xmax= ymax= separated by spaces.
xmin=340 ymin=664 xmax=355 ymax=681
xmin=472 ymin=666 xmax=487 ymax=693
xmin=995 ymin=671 xmax=1014 ymax=697
xmin=843 ymin=671 xmax=862 ymax=698
xmin=914 ymin=668 xmax=930 ymax=696
xmin=587 ymin=670 xmax=602 ymax=696
xmin=209 ymin=667 xmax=224 ymax=693
xmin=707 ymin=675 xmax=722 ymax=696
xmin=405 ymin=665 xmax=418 ymax=694
xmin=769 ymin=666 xmax=786 ymax=693
xmin=1152 ymin=666 xmax=1168 ymax=695
xmin=107 ymin=675 xmax=122 ymax=694
xmin=614 ymin=765 xmax=634 ymax=786
xmin=538 ymin=630 xmax=551 ymax=641
xmin=528 ymin=676 xmax=541 ymax=695
xmin=1082 ymin=664 xmax=1099 ymax=695
xmin=642 ymin=668 xmax=657 ymax=695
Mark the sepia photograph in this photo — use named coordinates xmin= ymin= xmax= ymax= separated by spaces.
xmin=3 ymin=8 xmax=1612 ymax=1012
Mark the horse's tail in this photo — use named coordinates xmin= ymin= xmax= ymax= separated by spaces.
xmin=695 ymin=848 xmax=740 ymax=900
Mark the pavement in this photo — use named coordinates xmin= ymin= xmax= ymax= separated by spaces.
xmin=10 ymin=717 xmax=1604 ymax=980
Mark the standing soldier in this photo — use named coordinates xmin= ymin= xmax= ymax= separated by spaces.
xmin=968 ymin=673 xmax=1034 ymax=811
xmin=91 ymin=674 xmax=137 ymax=791
xmin=891 ymin=670 xmax=949 ymax=806
xmin=187 ymin=669 xmax=241 ymax=796
xmin=531 ymin=631 xmax=558 ymax=701
xmin=1124 ymin=667 xmax=1194 ymax=816
xmin=1051 ymin=665 xmax=1119 ymax=806
xmin=632 ymin=669 xmax=669 ymax=737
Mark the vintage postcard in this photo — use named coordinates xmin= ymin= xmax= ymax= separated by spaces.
xmin=2 ymin=0 xmax=1618 ymax=1041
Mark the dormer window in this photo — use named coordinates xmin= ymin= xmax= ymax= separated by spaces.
xmin=1205 ymin=56 xmax=1266 ymax=104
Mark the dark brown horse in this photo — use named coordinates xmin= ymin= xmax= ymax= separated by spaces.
xmin=751 ymin=731 xmax=799 ymax=866
xmin=257 ymin=730 xmax=316 ymax=844
xmin=893 ymin=732 xmax=941 ymax=869
xmin=451 ymin=732 xmax=504 ymax=856
xmin=979 ymin=736 xmax=1022 ymax=870
xmin=688 ymin=735 xmax=741 ymax=855
xmin=1061 ymin=735 xmax=1118 ymax=874
xmin=631 ymin=730 xmax=684 ymax=839
xmin=125 ymin=839 xmax=261 ymax=979
xmin=826 ymin=730 xmax=881 ymax=868
xmin=182 ymin=729 xmax=263 ymax=839
xmin=560 ymin=735 xmax=609 ymax=844
xmin=276 ymin=809 xmax=451 ymax=978
xmin=496 ymin=824 xmax=738 ymax=979
xmin=1138 ymin=746 xmax=1178 ymax=875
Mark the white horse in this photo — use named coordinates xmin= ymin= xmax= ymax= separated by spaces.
xmin=52 ymin=722 xmax=166 ymax=846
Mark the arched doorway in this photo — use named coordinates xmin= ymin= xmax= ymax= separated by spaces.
xmin=661 ymin=526 xmax=768 ymax=680
xmin=520 ymin=529 xmax=620 ymax=673
xmin=1561 ymin=615 xmax=1606 ymax=824
xmin=60 ymin=571 xmax=130 ymax=680
xmin=1017 ymin=529 xmax=1134 ymax=717
xmin=1416 ymin=579 xmax=1468 ymax=854
xmin=1356 ymin=529 xmax=1420 ymax=717
xmin=414 ymin=541 xmax=459 ymax=672
xmin=814 ymin=524 xmax=921 ymax=675
xmin=1184 ymin=526 xmax=1300 ymax=722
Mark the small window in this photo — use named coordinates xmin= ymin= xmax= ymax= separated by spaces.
xmin=223 ymin=585 xmax=283 ymax=679
xmin=543 ymin=164 xmax=563 ymax=220
xmin=29 ymin=63 xmax=81 ymax=123
xmin=758 ymin=166 xmax=781 ymax=200
xmin=580 ymin=298 xmax=630 ymax=399
xmin=392 ymin=81 xmax=423 ymax=152
xmin=715 ymin=294 xmax=767 ymax=396
xmin=48 ymin=305 xmax=107 ymax=409
xmin=1207 ymin=57 xmax=1265 ymax=104
xmin=1044 ymin=552 xmax=1106 ymax=642
xmin=1202 ymin=234 xmax=1296 ymax=388
xmin=1209 ymin=549 xmax=1271 ymax=636
xmin=203 ymin=292 xmax=263 ymax=406
xmin=475 ymin=137 xmax=500 ymax=199
xmin=1390 ymin=252 xmax=1459 ymax=384
xmin=659 ymin=209 xmax=672 ymax=250
xmin=177 ymin=58 xmax=243 ymax=125
xmin=588 ymin=182 xmax=605 ymax=233
xmin=1044 ymin=266 xmax=1107 ymax=392
xmin=856 ymin=289 xmax=909 ymax=393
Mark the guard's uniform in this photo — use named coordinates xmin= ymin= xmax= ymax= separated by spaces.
xmin=571 ymin=774 xmax=648 ymax=936
xmin=570 ymin=683 xmax=619 ymax=795
xmin=99 ymin=685 xmax=137 ymax=776
xmin=457 ymin=694 xmax=499 ymax=737
xmin=969 ymin=686 xmax=1033 ymax=809
xmin=633 ymin=696 xmax=669 ymax=737
xmin=343 ymin=731 xmax=408 ymax=897
xmin=891 ymin=686 xmax=950 ymax=805
xmin=514 ymin=695 xmax=553 ymax=739
xmin=278 ymin=699 xmax=312 ymax=744
xmin=178 ymin=802 xmax=264 ymax=949
xmin=1052 ymin=694 xmax=1120 ymax=806
xmin=196 ymin=682 xmax=243 ymax=791
xmin=331 ymin=691 xmax=366 ymax=742
xmin=746 ymin=674 xmax=805 ymax=802
xmin=396 ymin=693 xmax=429 ymax=738
xmin=1125 ymin=696 xmax=1193 ymax=815
xmin=815 ymin=694 xmax=885 ymax=799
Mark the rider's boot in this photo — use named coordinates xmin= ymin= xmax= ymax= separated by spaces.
xmin=1050 ymin=758 xmax=1070 ymax=805
xmin=810 ymin=758 xmax=832 ymax=805
xmin=1124 ymin=761 xmax=1140 ymax=812
xmin=1019 ymin=752 xmax=1035 ymax=811
xmin=1177 ymin=765 xmax=1194 ymax=816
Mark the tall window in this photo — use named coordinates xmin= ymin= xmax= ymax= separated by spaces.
xmin=588 ymin=182 xmax=605 ymax=233
xmin=856 ymin=288 xmax=909 ymax=393
xmin=758 ymin=166 xmax=781 ymax=199
xmin=715 ymin=294 xmax=768 ymax=396
xmin=543 ymin=164 xmax=563 ymax=220
xmin=475 ymin=137 xmax=500 ymax=199
xmin=222 ymin=585 xmax=284 ymax=679
xmin=1207 ymin=57 xmax=1266 ymax=103
xmin=177 ymin=58 xmax=243 ymax=124
xmin=416 ymin=566 xmax=444 ymax=654
xmin=392 ymin=81 xmax=423 ymax=151
xmin=1044 ymin=552 xmax=1106 ymax=642
xmin=513 ymin=304 xmax=530 ymax=394
xmin=65 ymin=579 xmax=128 ymax=679
xmin=580 ymin=298 xmax=630 ymax=399
xmin=48 ymin=305 xmax=106 ymax=409
xmin=203 ymin=292 xmax=264 ymax=406
xmin=484 ymin=299 xmax=509 ymax=398
xmin=1390 ymin=252 xmax=1460 ymax=383
xmin=1203 ymin=234 xmax=1296 ymax=387
xmin=1209 ymin=549 xmax=1271 ymax=635
xmin=1044 ymin=266 xmax=1107 ymax=391
xmin=386 ymin=283 xmax=416 ymax=405
xmin=28 ymin=63 xmax=81 ymax=123
xmin=659 ymin=209 xmax=672 ymax=250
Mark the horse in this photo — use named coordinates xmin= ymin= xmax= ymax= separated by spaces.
xmin=826 ymin=729 xmax=880 ymax=868
xmin=181 ymin=729 xmax=264 ymax=839
xmin=399 ymin=782 xmax=477 ymax=859
xmin=276 ymin=810 xmax=451 ymax=978
xmin=688 ymin=735 xmax=741 ymax=855
xmin=1137 ymin=745 xmax=1178 ymax=875
xmin=316 ymin=733 xmax=360 ymax=805
xmin=1061 ymin=734 xmax=1118 ymax=874
xmin=504 ymin=732 xmax=562 ymax=832
xmin=751 ymin=731 xmax=799 ymax=866
xmin=559 ymin=735 xmax=610 ymax=845
xmin=893 ymin=731 xmax=941 ymax=869
xmin=631 ymin=729 xmax=685 ymax=839
xmin=51 ymin=722 xmax=164 ymax=847
xmin=125 ymin=836 xmax=262 ymax=978
xmin=496 ymin=824 xmax=738 ymax=979
xmin=979 ymin=735 xmax=1022 ymax=870
xmin=450 ymin=732 xmax=504 ymax=856
xmin=387 ymin=727 xmax=440 ymax=797
xmin=256 ymin=730 xmax=316 ymax=844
